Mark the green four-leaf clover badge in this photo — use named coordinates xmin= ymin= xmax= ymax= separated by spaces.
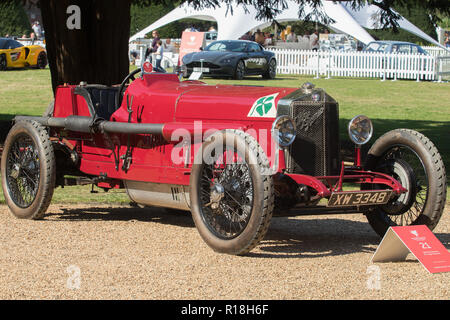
xmin=248 ymin=93 xmax=279 ymax=118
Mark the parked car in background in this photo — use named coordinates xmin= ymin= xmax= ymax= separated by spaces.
xmin=0 ymin=38 xmax=47 ymax=71
xmin=182 ymin=40 xmax=277 ymax=80
xmin=362 ymin=41 xmax=429 ymax=55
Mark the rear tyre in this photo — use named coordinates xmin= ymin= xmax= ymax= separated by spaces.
xmin=190 ymin=130 xmax=274 ymax=255
xmin=1 ymin=121 xmax=55 ymax=219
xmin=36 ymin=51 xmax=47 ymax=69
xmin=263 ymin=59 xmax=276 ymax=79
xmin=364 ymin=129 xmax=446 ymax=237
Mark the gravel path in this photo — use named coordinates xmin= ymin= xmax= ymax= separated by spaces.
xmin=0 ymin=203 xmax=448 ymax=300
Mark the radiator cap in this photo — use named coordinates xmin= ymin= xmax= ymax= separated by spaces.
xmin=301 ymin=82 xmax=315 ymax=92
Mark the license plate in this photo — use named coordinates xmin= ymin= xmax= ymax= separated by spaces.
xmin=193 ymin=67 xmax=209 ymax=73
xmin=327 ymin=190 xmax=392 ymax=207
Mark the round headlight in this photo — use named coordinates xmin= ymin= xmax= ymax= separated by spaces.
xmin=348 ymin=115 xmax=373 ymax=145
xmin=272 ymin=116 xmax=296 ymax=147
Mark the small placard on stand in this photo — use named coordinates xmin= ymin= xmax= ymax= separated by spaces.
xmin=372 ymin=225 xmax=450 ymax=274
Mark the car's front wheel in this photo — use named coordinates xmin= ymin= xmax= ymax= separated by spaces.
xmin=363 ymin=129 xmax=446 ymax=237
xmin=234 ymin=60 xmax=245 ymax=80
xmin=0 ymin=54 xmax=7 ymax=71
xmin=190 ymin=130 xmax=274 ymax=255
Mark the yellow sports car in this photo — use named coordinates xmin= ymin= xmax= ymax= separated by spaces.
xmin=0 ymin=38 xmax=47 ymax=71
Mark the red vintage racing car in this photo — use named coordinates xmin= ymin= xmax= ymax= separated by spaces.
xmin=1 ymin=63 xmax=447 ymax=255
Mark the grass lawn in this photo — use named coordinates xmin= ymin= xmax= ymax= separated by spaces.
xmin=0 ymin=67 xmax=449 ymax=203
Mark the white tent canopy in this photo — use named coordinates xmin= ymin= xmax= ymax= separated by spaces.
xmin=130 ymin=0 xmax=443 ymax=48
xmin=343 ymin=2 xmax=444 ymax=48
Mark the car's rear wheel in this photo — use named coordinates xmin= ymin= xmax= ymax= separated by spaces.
xmin=263 ymin=59 xmax=276 ymax=79
xmin=1 ymin=120 xmax=55 ymax=219
xmin=0 ymin=54 xmax=7 ymax=71
xmin=190 ymin=130 xmax=274 ymax=255
xmin=363 ymin=129 xmax=446 ymax=237
xmin=36 ymin=51 xmax=47 ymax=69
xmin=234 ymin=60 xmax=245 ymax=80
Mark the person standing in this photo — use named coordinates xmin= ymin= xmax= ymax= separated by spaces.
xmin=254 ymin=29 xmax=265 ymax=46
xmin=153 ymin=40 xmax=165 ymax=73
xmin=445 ymin=32 xmax=450 ymax=48
xmin=263 ymin=32 xmax=272 ymax=47
xmin=144 ymin=30 xmax=160 ymax=63
xmin=31 ymin=21 xmax=42 ymax=39
xmin=303 ymin=31 xmax=310 ymax=40
xmin=310 ymin=30 xmax=319 ymax=51
xmin=286 ymin=30 xmax=296 ymax=42
xmin=30 ymin=32 xmax=36 ymax=45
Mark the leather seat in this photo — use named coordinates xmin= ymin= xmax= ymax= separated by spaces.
xmin=84 ymin=86 xmax=120 ymax=120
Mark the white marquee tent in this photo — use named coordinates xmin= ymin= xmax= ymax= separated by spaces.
xmin=129 ymin=0 xmax=443 ymax=48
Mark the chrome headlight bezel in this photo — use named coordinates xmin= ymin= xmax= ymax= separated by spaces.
xmin=347 ymin=115 xmax=373 ymax=145
xmin=271 ymin=116 xmax=296 ymax=148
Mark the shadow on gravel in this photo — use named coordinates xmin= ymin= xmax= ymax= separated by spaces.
xmin=45 ymin=205 xmax=445 ymax=258
xmin=248 ymin=217 xmax=382 ymax=259
xmin=47 ymin=206 xmax=195 ymax=228
xmin=44 ymin=206 xmax=450 ymax=258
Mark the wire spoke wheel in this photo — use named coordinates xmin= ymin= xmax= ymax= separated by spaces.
xmin=364 ymin=129 xmax=446 ymax=237
xmin=190 ymin=130 xmax=274 ymax=255
xmin=1 ymin=120 xmax=56 ymax=219
xmin=199 ymin=148 xmax=254 ymax=239
xmin=376 ymin=146 xmax=428 ymax=226
xmin=5 ymin=134 xmax=40 ymax=208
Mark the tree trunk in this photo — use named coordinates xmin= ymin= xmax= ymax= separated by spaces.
xmin=40 ymin=0 xmax=131 ymax=94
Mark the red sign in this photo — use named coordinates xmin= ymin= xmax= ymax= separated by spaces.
xmin=178 ymin=32 xmax=205 ymax=65
xmin=372 ymin=225 xmax=450 ymax=274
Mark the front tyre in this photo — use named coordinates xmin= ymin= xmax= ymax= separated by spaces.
xmin=0 ymin=54 xmax=7 ymax=71
xmin=190 ymin=130 xmax=274 ymax=255
xmin=1 ymin=121 xmax=56 ymax=219
xmin=234 ymin=60 xmax=245 ymax=80
xmin=364 ymin=129 xmax=446 ymax=237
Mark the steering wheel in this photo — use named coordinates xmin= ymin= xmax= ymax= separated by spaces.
xmin=115 ymin=67 xmax=141 ymax=110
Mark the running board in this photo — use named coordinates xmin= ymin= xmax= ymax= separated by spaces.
xmin=274 ymin=205 xmax=363 ymax=217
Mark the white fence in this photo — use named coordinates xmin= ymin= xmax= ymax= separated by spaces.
xmin=436 ymin=55 xmax=450 ymax=82
xmin=422 ymin=46 xmax=450 ymax=57
xmin=269 ymin=48 xmax=450 ymax=81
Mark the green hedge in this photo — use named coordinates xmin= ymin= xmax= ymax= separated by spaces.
xmin=0 ymin=0 xmax=32 ymax=38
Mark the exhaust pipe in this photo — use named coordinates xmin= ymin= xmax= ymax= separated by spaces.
xmin=14 ymin=115 xmax=164 ymax=135
xmin=14 ymin=116 xmax=242 ymax=143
